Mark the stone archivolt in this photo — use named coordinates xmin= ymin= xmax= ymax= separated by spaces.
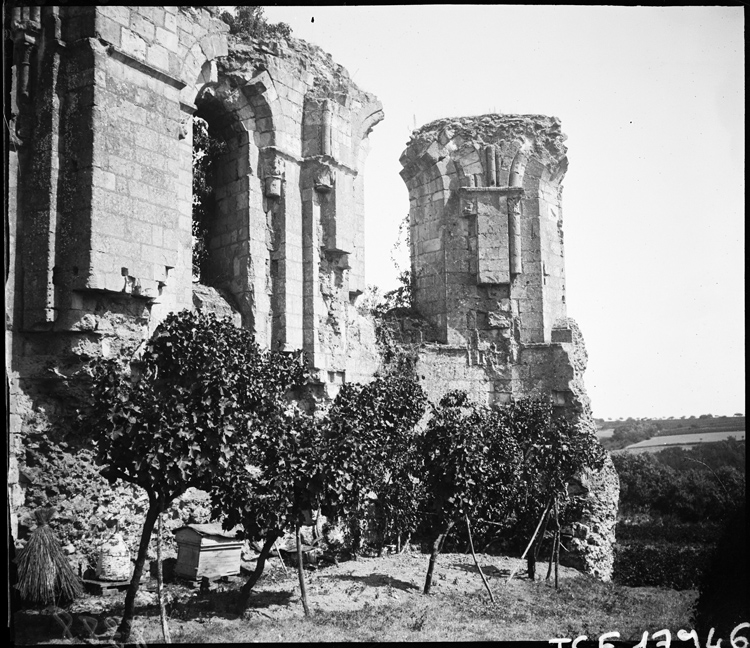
xmin=5 ymin=7 xmax=616 ymax=580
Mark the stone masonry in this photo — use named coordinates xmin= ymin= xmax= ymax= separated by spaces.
xmin=399 ymin=115 xmax=619 ymax=579
xmin=5 ymin=6 xmax=381 ymax=541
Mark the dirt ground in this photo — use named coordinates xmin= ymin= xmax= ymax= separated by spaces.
xmin=236 ymin=550 xmax=581 ymax=619
xmin=12 ymin=550 xmax=583 ymax=643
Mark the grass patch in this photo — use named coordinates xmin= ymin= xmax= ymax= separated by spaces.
xmin=131 ymin=576 xmax=696 ymax=643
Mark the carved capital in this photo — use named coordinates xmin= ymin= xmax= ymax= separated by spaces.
xmin=507 ymin=194 xmax=522 ymax=212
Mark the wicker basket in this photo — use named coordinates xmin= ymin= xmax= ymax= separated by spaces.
xmin=96 ymin=533 xmax=132 ymax=581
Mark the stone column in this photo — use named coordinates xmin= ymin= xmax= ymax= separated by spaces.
xmin=508 ymin=193 xmax=522 ymax=276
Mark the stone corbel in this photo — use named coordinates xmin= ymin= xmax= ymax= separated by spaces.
xmin=314 ymin=164 xmax=334 ymax=193
xmin=262 ymin=154 xmax=285 ymax=198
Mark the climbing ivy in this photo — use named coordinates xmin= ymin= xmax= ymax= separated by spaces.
xmin=192 ymin=116 xmax=228 ymax=279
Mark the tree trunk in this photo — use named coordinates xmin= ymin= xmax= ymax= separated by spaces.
xmin=296 ymin=522 xmax=310 ymax=616
xmin=507 ymin=500 xmax=552 ymax=585
xmin=156 ymin=513 xmax=171 ymax=643
xmin=350 ymin=512 xmax=362 ymax=559
xmin=423 ymin=521 xmax=454 ymax=595
xmin=117 ymin=501 xmax=160 ymax=643
xmin=238 ymin=531 xmax=281 ymax=611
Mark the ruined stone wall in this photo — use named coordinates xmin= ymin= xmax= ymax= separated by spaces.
xmin=6 ymin=5 xmax=231 ymax=541
xmin=5 ymin=6 xmax=383 ymax=548
xmin=190 ymin=33 xmax=384 ymax=390
xmin=399 ymin=115 xmax=619 ymax=580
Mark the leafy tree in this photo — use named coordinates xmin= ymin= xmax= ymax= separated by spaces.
xmin=420 ymin=391 xmax=522 ymax=593
xmin=210 ymin=374 xmax=427 ymax=613
xmin=80 ymin=310 xmax=307 ymax=640
xmin=211 ymin=409 xmax=323 ymax=614
xmin=611 ymin=453 xmax=677 ymax=514
xmin=324 ymin=375 xmax=427 ymax=556
xmin=602 ymin=420 xmax=660 ymax=451
xmin=503 ymin=398 xmax=607 ymax=580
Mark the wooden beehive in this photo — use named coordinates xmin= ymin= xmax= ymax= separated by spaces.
xmin=173 ymin=523 xmax=243 ymax=581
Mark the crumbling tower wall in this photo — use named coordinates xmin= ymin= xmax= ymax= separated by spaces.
xmin=399 ymin=115 xmax=619 ymax=580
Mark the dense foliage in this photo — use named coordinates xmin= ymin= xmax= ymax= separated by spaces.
xmin=612 ymin=441 xmax=745 ymax=522
xmin=612 ymin=439 xmax=745 ymax=590
xmin=602 ymin=420 xmax=660 ymax=450
xmin=81 ymin=310 xmax=611 ymax=619
xmin=80 ymin=310 xmax=307 ymax=638
xmin=220 ymin=6 xmax=292 ymax=41
xmin=210 ymin=375 xmax=429 ymax=610
xmin=323 ymin=375 xmax=428 ymax=554
xmin=420 ymin=392 xmax=606 ymax=591
xmin=613 ymin=543 xmax=712 ymax=590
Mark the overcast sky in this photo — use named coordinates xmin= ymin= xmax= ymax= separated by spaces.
xmin=261 ymin=6 xmax=744 ymax=421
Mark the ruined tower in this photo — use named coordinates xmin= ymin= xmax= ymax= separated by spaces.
xmin=399 ymin=115 xmax=619 ymax=579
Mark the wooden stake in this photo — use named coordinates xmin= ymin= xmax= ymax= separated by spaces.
xmin=276 ymin=542 xmax=288 ymax=575
xmin=466 ymin=515 xmax=494 ymax=603
xmin=544 ymin=530 xmax=557 ymax=580
xmin=507 ymin=500 xmax=552 ymax=585
xmin=156 ymin=513 xmax=171 ymax=644
xmin=295 ymin=522 xmax=310 ymax=616
xmin=554 ymin=502 xmax=560 ymax=590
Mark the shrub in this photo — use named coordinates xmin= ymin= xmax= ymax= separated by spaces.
xmin=613 ymin=543 xmax=713 ymax=590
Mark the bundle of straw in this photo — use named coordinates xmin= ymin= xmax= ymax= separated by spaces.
xmin=15 ymin=508 xmax=84 ymax=606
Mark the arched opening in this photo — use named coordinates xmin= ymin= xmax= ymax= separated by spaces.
xmin=190 ymin=87 xmax=253 ymax=325
xmin=191 ymin=113 xmax=228 ymax=283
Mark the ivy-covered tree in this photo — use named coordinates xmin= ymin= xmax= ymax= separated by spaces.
xmin=210 ymin=375 xmax=428 ymax=612
xmin=324 ymin=375 xmax=427 ymax=556
xmin=504 ymin=398 xmax=607 ymax=581
xmin=209 ymin=409 xmax=325 ymax=614
xmin=80 ymin=310 xmax=307 ymax=641
xmin=420 ymin=393 xmax=606 ymax=591
xmin=420 ymin=391 xmax=522 ymax=594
